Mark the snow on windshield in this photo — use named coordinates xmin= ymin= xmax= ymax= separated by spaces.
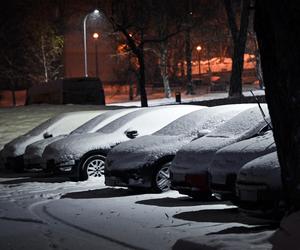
xmin=25 ymin=111 xmax=101 ymax=136
xmin=206 ymin=105 xmax=269 ymax=139
xmin=71 ymin=109 xmax=137 ymax=135
xmin=154 ymin=104 xmax=255 ymax=136
xmin=98 ymin=105 xmax=201 ymax=134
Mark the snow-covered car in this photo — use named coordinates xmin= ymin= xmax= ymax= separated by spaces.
xmin=170 ymin=104 xmax=271 ymax=200
xmin=42 ymin=105 xmax=203 ymax=181
xmin=23 ymin=109 xmax=137 ymax=171
xmin=2 ymin=110 xmax=104 ymax=171
xmin=209 ymin=130 xmax=276 ymax=200
xmin=236 ymin=152 xmax=283 ymax=217
xmin=105 ymin=104 xmax=256 ymax=193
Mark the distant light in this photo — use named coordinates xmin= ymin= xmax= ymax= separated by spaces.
xmin=93 ymin=9 xmax=100 ymax=14
xmin=189 ymin=11 xmax=193 ymax=15
xmin=93 ymin=32 xmax=99 ymax=39
xmin=196 ymin=45 xmax=202 ymax=51
xmin=129 ymin=33 xmax=133 ymax=37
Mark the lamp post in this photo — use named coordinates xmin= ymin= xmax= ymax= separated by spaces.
xmin=92 ymin=32 xmax=99 ymax=78
xmin=196 ymin=45 xmax=202 ymax=78
xmin=83 ymin=9 xmax=100 ymax=77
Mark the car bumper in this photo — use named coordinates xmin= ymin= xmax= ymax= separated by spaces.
xmin=170 ymin=172 xmax=210 ymax=194
xmin=5 ymin=155 xmax=24 ymax=171
xmin=45 ymin=159 xmax=79 ymax=178
xmin=105 ymin=169 xmax=152 ymax=188
xmin=210 ymin=174 xmax=237 ymax=200
xmin=236 ymin=182 xmax=284 ymax=216
xmin=24 ymin=157 xmax=44 ymax=171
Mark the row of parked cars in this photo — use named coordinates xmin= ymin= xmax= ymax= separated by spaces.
xmin=1 ymin=103 xmax=283 ymax=218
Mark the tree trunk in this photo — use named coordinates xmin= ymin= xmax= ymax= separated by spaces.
xmin=185 ymin=28 xmax=194 ymax=95
xmin=41 ymin=35 xmax=48 ymax=83
xmin=159 ymin=43 xmax=171 ymax=98
xmin=10 ymin=79 xmax=16 ymax=106
xmin=11 ymin=90 xmax=16 ymax=106
xmin=224 ymin=0 xmax=251 ymax=98
xmin=137 ymin=48 xmax=148 ymax=107
xmin=255 ymin=0 xmax=300 ymax=211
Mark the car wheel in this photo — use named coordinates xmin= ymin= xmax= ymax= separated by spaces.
xmin=152 ymin=162 xmax=171 ymax=193
xmin=80 ymin=155 xmax=106 ymax=181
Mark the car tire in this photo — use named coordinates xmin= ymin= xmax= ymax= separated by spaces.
xmin=80 ymin=154 xmax=106 ymax=181
xmin=152 ymin=162 xmax=171 ymax=193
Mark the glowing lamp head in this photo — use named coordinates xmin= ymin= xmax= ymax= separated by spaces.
xmin=196 ymin=45 xmax=202 ymax=52
xmin=93 ymin=9 xmax=100 ymax=14
xmin=93 ymin=32 xmax=99 ymax=39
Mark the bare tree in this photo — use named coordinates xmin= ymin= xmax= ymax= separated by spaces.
xmin=223 ymin=0 xmax=251 ymax=97
xmin=106 ymin=0 xmax=151 ymax=107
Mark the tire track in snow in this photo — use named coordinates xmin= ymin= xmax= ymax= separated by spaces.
xmin=0 ymin=216 xmax=45 ymax=224
xmin=41 ymin=205 xmax=146 ymax=250
xmin=29 ymin=199 xmax=146 ymax=250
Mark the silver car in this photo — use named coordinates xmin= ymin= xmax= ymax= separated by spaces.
xmin=23 ymin=109 xmax=137 ymax=171
xmin=2 ymin=111 xmax=103 ymax=171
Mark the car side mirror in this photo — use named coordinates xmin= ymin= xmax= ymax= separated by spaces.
xmin=43 ymin=132 xmax=53 ymax=139
xmin=125 ymin=129 xmax=139 ymax=139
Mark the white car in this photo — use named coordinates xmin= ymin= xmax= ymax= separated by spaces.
xmin=42 ymin=105 xmax=203 ymax=181
xmin=2 ymin=110 xmax=103 ymax=171
xmin=105 ymin=104 xmax=256 ymax=192
xmin=236 ymin=152 xmax=283 ymax=217
xmin=209 ymin=130 xmax=276 ymax=200
xmin=170 ymin=104 xmax=271 ymax=200
xmin=23 ymin=109 xmax=137 ymax=171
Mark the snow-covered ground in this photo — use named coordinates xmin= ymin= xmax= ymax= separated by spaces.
xmin=107 ymin=89 xmax=265 ymax=107
xmin=0 ymin=97 xmax=280 ymax=250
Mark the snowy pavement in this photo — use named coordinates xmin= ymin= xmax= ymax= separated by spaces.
xmin=0 ymin=174 xmax=275 ymax=250
xmin=0 ymin=99 xmax=279 ymax=250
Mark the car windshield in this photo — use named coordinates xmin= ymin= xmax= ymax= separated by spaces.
xmin=154 ymin=104 xmax=253 ymax=136
xmin=206 ymin=105 xmax=270 ymax=139
xmin=25 ymin=113 xmax=67 ymax=136
xmin=98 ymin=108 xmax=151 ymax=134
xmin=71 ymin=110 xmax=125 ymax=135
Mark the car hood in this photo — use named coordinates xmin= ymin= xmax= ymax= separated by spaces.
xmin=106 ymin=135 xmax=192 ymax=171
xmin=171 ymin=137 xmax=236 ymax=175
xmin=237 ymin=152 xmax=281 ymax=189
xmin=24 ymin=135 xmax=67 ymax=160
xmin=43 ymin=132 xmax=128 ymax=163
xmin=2 ymin=134 xmax=43 ymax=158
xmin=209 ymin=131 xmax=276 ymax=179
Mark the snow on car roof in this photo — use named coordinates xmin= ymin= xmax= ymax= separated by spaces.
xmin=25 ymin=111 xmax=102 ymax=136
xmin=206 ymin=104 xmax=269 ymax=139
xmin=154 ymin=104 xmax=256 ymax=136
xmin=98 ymin=105 xmax=202 ymax=134
xmin=70 ymin=108 xmax=138 ymax=135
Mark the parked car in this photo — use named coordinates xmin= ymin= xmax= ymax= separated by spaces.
xmin=23 ymin=109 xmax=137 ymax=171
xmin=105 ymin=104 xmax=256 ymax=192
xmin=2 ymin=110 xmax=103 ymax=171
xmin=209 ymin=130 xmax=276 ymax=200
xmin=42 ymin=105 xmax=203 ymax=181
xmin=236 ymin=152 xmax=283 ymax=217
xmin=170 ymin=105 xmax=271 ymax=200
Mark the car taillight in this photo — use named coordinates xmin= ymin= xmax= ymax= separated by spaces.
xmin=185 ymin=174 xmax=209 ymax=191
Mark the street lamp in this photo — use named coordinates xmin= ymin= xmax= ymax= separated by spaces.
xmin=92 ymin=32 xmax=100 ymax=78
xmin=196 ymin=45 xmax=202 ymax=78
xmin=83 ymin=9 xmax=101 ymax=77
